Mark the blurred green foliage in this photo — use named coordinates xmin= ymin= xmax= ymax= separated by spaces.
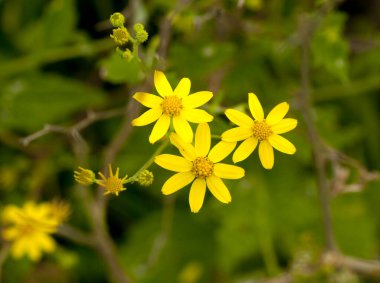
xmin=0 ymin=0 xmax=379 ymax=282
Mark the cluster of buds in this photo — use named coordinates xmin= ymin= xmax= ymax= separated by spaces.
xmin=109 ymin=12 xmax=149 ymax=62
xmin=74 ymin=165 xmax=154 ymax=197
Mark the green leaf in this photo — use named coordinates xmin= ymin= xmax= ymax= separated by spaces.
xmin=99 ymin=53 xmax=144 ymax=84
xmin=15 ymin=0 xmax=77 ymax=52
xmin=0 ymin=73 xmax=105 ymax=131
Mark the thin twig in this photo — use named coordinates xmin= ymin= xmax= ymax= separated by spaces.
xmin=57 ymin=224 xmax=95 ymax=247
xmin=20 ymin=107 xmax=125 ymax=146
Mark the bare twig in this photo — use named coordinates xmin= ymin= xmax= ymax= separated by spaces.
xmin=20 ymin=108 xmax=125 ymax=146
xmin=57 ymin=224 xmax=95 ymax=247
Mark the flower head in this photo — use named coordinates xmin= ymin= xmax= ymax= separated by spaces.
xmin=96 ymin=164 xmax=128 ymax=196
xmin=74 ymin=167 xmax=95 ymax=186
xmin=110 ymin=27 xmax=130 ymax=45
xmin=132 ymin=71 xmax=214 ymax=144
xmin=1 ymin=202 xmax=62 ymax=261
xmin=155 ymin=123 xmax=244 ymax=213
xmin=222 ymin=93 xmax=297 ymax=169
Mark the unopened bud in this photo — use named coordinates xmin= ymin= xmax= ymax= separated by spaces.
xmin=137 ymin=170 xmax=154 ymax=186
xmin=110 ymin=12 xmax=125 ymax=28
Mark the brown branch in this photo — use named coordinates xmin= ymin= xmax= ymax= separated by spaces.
xmin=20 ymin=108 xmax=125 ymax=146
xmin=297 ymin=12 xmax=336 ymax=251
xmin=57 ymin=224 xmax=95 ymax=247
xmin=294 ymin=1 xmax=380 ymax=280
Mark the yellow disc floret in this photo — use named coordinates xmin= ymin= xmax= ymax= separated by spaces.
xmin=161 ymin=95 xmax=183 ymax=116
xmin=192 ymin=157 xmax=214 ymax=179
xmin=252 ymin=120 xmax=272 ymax=141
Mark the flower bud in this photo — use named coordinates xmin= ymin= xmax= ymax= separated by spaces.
xmin=137 ymin=170 xmax=154 ymax=186
xmin=134 ymin=23 xmax=148 ymax=43
xmin=74 ymin=167 xmax=95 ymax=186
xmin=110 ymin=12 xmax=125 ymax=28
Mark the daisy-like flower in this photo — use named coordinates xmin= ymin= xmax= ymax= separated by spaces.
xmin=96 ymin=164 xmax=128 ymax=196
xmin=155 ymin=123 xmax=244 ymax=213
xmin=222 ymin=93 xmax=297 ymax=169
xmin=1 ymin=202 xmax=61 ymax=261
xmin=132 ymin=70 xmax=214 ymax=144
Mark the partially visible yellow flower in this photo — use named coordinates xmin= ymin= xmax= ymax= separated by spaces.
xmin=222 ymin=93 xmax=297 ymax=169
xmin=1 ymin=202 xmax=60 ymax=261
xmin=47 ymin=200 xmax=71 ymax=224
xmin=96 ymin=164 xmax=128 ymax=196
xmin=74 ymin=167 xmax=95 ymax=186
xmin=132 ymin=70 xmax=214 ymax=144
xmin=155 ymin=123 xmax=244 ymax=213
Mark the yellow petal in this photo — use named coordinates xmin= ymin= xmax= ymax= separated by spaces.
xmin=258 ymin=140 xmax=274 ymax=169
xmin=162 ymin=172 xmax=195 ymax=195
xmin=182 ymin=109 xmax=213 ymax=123
xmin=232 ymin=137 xmax=258 ymax=163
xmin=11 ymin=238 xmax=26 ymax=258
xmin=170 ymin=133 xmax=197 ymax=161
xmin=195 ymin=123 xmax=211 ymax=156
xmin=174 ymin=78 xmax=191 ymax=98
xmin=133 ymin=92 xmax=163 ymax=108
xmin=266 ymin=102 xmax=289 ymax=125
xmin=221 ymin=127 xmax=252 ymax=142
xmin=225 ymin=109 xmax=254 ymax=127
xmin=271 ymin=118 xmax=298 ymax=134
xmin=149 ymin=115 xmax=171 ymax=144
xmin=154 ymin=70 xmax=173 ymax=97
xmin=132 ymin=108 xmax=162 ymax=126
xmin=248 ymin=92 xmax=264 ymax=121
xmin=38 ymin=234 xmax=56 ymax=252
xmin=155 ymin=154 xmax=192 ymax=172
xmin=268 ymin=134 xmax=296 ymax=154
xmin=208 ymin=141 xmax=237 ymax=163
xmin=213 ymin=163 xmax=245 ymax=179
xmin=206 ymin=175 xmax=231 ymax=203
xmin=189 ymin=179 xmax=207 ymax=213
xmin=173 ymin=115 xmax=193 ymax=143
xmin=182 ymin=91 xmax=213 ymax=109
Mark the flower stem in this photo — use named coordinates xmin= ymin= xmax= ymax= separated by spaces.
xmin=127 ymin=139 xmax=170 ymax=183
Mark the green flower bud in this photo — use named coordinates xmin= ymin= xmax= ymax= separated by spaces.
xmin=133 ymin=23 xmax=144 ymax=32
xmin=122 ymin=49 xmax=133 ymax=61
xmin=137 ymin=170 xmax=154 ymax=186
xmin=134 ymin=23 xmax=148 ymax=43
xmin=110 ymin=12 xmax=125 ymax=28
xmin=110 ymin=27 xmax=130 ymax=45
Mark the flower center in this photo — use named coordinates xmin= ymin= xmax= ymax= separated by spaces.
xmin=104 ymin=176 xmax=124 ymax=194
xmin=161 ymin=96 xmax=182 ymax=116
xmin=252 ymin=120 xmax=272 ymax=141
xmin=192 ymin=157 xmax=214 ymax=179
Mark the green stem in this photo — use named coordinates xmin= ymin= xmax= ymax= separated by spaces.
xmin=126 ymin=139 xmax=170 ymax=183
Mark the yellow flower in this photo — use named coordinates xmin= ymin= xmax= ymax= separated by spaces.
xmin=2 ymin=202 xmax=59 ymax=261
xmin=96 ymin=164 xmax=128 ymax=196
xmin=132 ymin=70 xmax=214 ymax=144
xmin=222 ymin=93 xmax=297 ymax=169
xmin=155 ymin=123 xmax=244 ymax=213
